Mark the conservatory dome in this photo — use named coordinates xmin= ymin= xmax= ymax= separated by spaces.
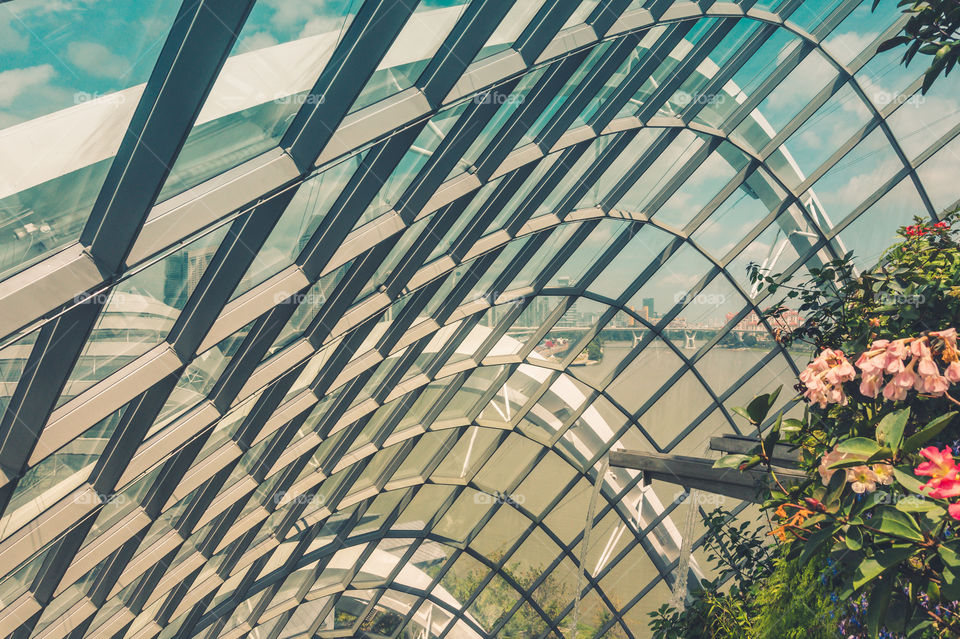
xmin=0 ymin=0 xmax=956 ymax=638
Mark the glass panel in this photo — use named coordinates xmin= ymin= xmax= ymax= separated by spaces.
xmin=557 ymin=224 xmax=624 ymax=290
xmin=855 ymin=42 xmax=924 ymax=110
xmin=449 ymin=71 xmax=549 ymax=180
xmin=576 ymin=131 xmax=660 ymax=208
xmin=150 ymin=320 xmax=255 ymax=435
xmin=517 ymin=42 xmax=613 ymax=147
xmin=351 ymin=1 xmax=472 ymax=112
xmin=0 ymin=331 xmax=37 ymax=416
xmin=0 ymin=0 xmax=182 ymax=279
xmin=570 ymin=312 xmax=638 ymax=388
xmin=692 ymin=167 xmax=784 ymax=258
xmin=0 ymin=405 xmax=126 ymax=541
xmin=661 ymin=20 xmax=761 ymax=119
xmin=653 ymin=143 xmax=747 ymax=229
xmin=916 ymin=133 xmax=960 ymax=214
xmin=357 ymin=103 xmax=467 ymax=227
xmin=615 ymin=130 xmax=705 ymax=213
xmin=835 ymin=176 xmax=924 ymax=270
xmin=57 ymin=224 xmax=228 ymax=406
xmin=821 ymin=0 xmax=892 ymax=66
xmin=473 ymin=0 xmax=549 ymax=62
xmin=606 ymin=339 xmax=684 ymax=415
xmin=886 ymin=79 xmax=960 ymax=162
xmin=233 ymin=152 xmax=366 ymax=298
xmin=615 ymin=21 xmax=716 ymax=118
xmin=157 ymin=2 xmax=361 ymax=201
xmin=731 ymin=51 xmax=837 ymax=155
xmin=801 ymin=128 xmax=903 ymax=226
xmin=266 ymin=258 xmax=356 ymax=358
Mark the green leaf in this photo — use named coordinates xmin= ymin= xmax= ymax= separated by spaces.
xmin=875 ymin=506 xmax=924 ymax=542
xmin=799 ymin=527 xmax=834 ymax=565
xmin=845 ymin=525 xmax=863 ymax=550
xmin=836 ymin=437 xmax=883 ymax=458
xmin=730 ymin=406 xmax=752 ymax=422
xmin=876 ymin=408 xmax=910 ymax=453
xmin=938 ymin=544 xmax=960 ymax=569
xmin=763 ymin=412 xmax=782 ymax=451
xmin=895 ymin=496 xmax=944 ymax=515
xmin=713 ymin=454 xmax=750 ymax=469
xmin=781 ymin=418 xmax=803 ymax=433
xmin=853 ymin=547 xmax=915 ymax=590
xmin=901 ymin=412 xmax=956 ymax=452
xmin=942 ymin=565 xmax=960 ymax=600
xmin=893 ymin=467 xmax=928 ymax=495
xmin=867 ymin=577 xmax=894 ymax=637
xmin=867 ymin=446 xmax=895 ymax=463
xmin=745 ymin=387 xmax=782 ymax=424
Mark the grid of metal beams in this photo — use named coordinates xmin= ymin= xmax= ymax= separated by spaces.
xmin=0 ymin=0 xmax=957 ymax=637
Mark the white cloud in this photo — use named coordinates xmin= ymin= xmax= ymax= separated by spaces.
xmin=262 ymin=0 xmax=336 ymax=30
xmin=66 ymin=41 xmax=128 ymax=80
xmin=0 ymin=64 xmax=55 ymax=107
xmin=237 ymin=31 xmax=280 ymax=53
xmin=0 ymin=14 xmax=29 ymax=52
xmin=823 ymin=31 xmax=879 ymax=67
xmin=299 ymin=15 xmax=347 ymax=39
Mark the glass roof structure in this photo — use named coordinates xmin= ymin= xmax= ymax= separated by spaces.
xmin=0 ymin=0 xmax=957 ymax=637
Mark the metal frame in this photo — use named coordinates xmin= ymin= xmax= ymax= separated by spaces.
xmin=0 ymin=0 xmax=955 ymax=638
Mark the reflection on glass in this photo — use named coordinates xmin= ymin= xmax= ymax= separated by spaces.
xmin=0 ymin=331 xmax=37 ymax=416
xmin=158 ymin=1 xmax=362 ymax=201
xmin=0 ymin=405 xmax=126 ymax=542
xmin=233 ymin=152 xmax=366 ymax=299
xmin=57 ymin=224 xmax=228 ymax=406
xmin=0 ymin=0 xmax=181 ymax=279
xmin=350 ymin=1 xmax=472 ymax=112
xmin=150 ymin=320 xmax=256 ymax=436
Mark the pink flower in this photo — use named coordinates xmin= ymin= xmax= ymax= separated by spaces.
xmin=918 ymin=355 xmax=939 ymax=376
xmin=846 ymin=465 xmax=879 ymax=493
xmin=860 ymin=371 xmax=883 ymax=398
xmin=915 ymin=446 xmax=959 ymax=481
xmin=872 ymin=463 xmax=895 ymax=486
xmin=819 ymin=449 xmax=851 ymax=485
xmin=949 ymin=503 xmax=960 ymax=521
xmin=889 ymin=368 xmax=916 ymax=389
xmin=801 ymin=350 xmax=855 ymax=407
xmin=922 ymin=374 xmax=950 ymax=396
xmin=931 ymin=328 xmax=958 ymax=348
xmin=946 ymin=361 xmax=960 ymax=383
xmin=884 ymin=352 xmax=905 ymax=374
xmin=924 ymin=478 xmax=960 ymax=499
xmin=856 ymin=347 xmax=887 ymax=374
xmin=883 ymin=381 xmax=908 ymax=401
xmin=885 ymin=340 xmax=906 ymax=359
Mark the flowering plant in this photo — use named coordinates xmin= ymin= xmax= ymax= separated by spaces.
xmin=718 ymin=214 xmax=960 ymax=636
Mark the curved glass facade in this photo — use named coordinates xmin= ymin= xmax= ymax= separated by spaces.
xmin=0 ymin=0 xmax=956 ymax=638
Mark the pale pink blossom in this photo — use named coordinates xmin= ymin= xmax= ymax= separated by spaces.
xmin=859 ymin=372 xmax=883 ymax=398
xmin=846 ymin=465 xmax=879 ymax=493
xmin=931 ymin=328 xmax=958 ymax=348
xmin=918 ymin=355 xmax=939 ymax=376
xmin=872 ymin=463 xmax=895 ymax=486
xmin=818 ymin=449 xmax=850 ymax=485
xmin=889 ymin=367 xmax=916 ymax=390
xmin=922 ymin=374 xmax=950 ymax=396
xmin=883 ymin=381 xmax=908 ymax=401
xmin=949 ymin=503 xmax=960 ymax=521
xmin=946 ymin=361 xmax=960 ymax=383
